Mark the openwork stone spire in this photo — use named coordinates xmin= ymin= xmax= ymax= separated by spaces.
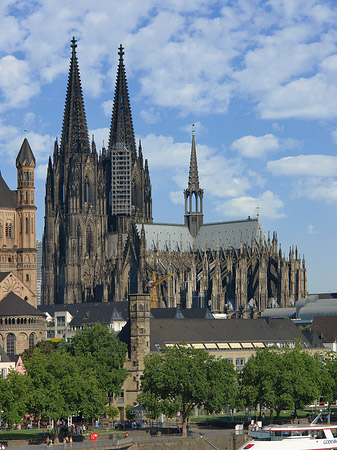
xmin=108 ymin=44 xmax=136 ymax=161
xmin=60 ymin=37 xmax=90 ymax=155
xmin=184 ymin=126 xmax=204 ymax=238
xmin=188 ymin=125 xmax=200 ymax=191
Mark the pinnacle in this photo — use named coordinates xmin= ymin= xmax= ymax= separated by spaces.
xmin=187 ymin=126 xmax=200 ymax=191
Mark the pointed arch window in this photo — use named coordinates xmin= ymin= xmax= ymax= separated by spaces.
xmin=85 ymin=179 xmax=90 ymax=203
xmin=7 ymin=333 xmax=15 ymax=355
xmin=26 ymin=217 xmax=29 ymax=233
xmin=86 ymin=225 xmax=93 ymax=256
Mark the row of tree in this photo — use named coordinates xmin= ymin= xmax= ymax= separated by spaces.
xmin=2 ymin=324 xmax=337 ymax=434
xmin=0 ymin=323 xmax=128 ymax=427
xmin=138 ymin=345 xmax=337 ymax=432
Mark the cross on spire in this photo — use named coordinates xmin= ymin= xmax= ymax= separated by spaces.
xmin=118 ymin=44 xmax=124 ymax=59
xmin=71 ymin=36 xmax=77 ymax=51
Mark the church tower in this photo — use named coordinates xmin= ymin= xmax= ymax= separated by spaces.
xmin=42 ymin=37 xmax=108 ymax=305
xmin=108 ymin=45 xmax=152 ymax=232
xmin=16 ymin=138 xmax=37 ymax=298
xmin=184 ymin=127 xmax=204 ymax=237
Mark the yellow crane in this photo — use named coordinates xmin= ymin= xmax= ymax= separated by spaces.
xmin=147 ymin=272 xmax=173 ymax=309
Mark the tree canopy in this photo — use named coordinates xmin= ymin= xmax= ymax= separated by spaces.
xmin=66 ymin=322 xmax=128 ymax=404
xmin=137 ymin=345 xmax=237 ymax=433
xmin=239 ymin=347 xmax=322 ymax=420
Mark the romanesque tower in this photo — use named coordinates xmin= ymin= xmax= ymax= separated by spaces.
xmin=16 ymin=138 xmax=37 ymax=297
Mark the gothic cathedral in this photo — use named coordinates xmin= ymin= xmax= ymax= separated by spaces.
xmin=42 ymin=38 xmax=307 ymax=313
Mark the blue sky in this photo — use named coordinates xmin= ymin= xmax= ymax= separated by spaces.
xmin=1 ymin=0 xmax=337 ymax=294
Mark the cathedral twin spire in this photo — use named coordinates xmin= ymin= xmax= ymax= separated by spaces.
xmin=108 ymin=44 xmax=137 ymax=161
xmin=60 ymin=37 xmax=90 ymax=156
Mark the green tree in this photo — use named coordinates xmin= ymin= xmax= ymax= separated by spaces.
xmin=137 ymin=345 xmax=237 ymax=434
xmin=0 ymin=371 xmax=30 ymax=427
xmin=320 ymin=352 xmax=337 ymax=420
xmin=239 ymin=348 xmax=282 ymax=420
xmin=23 ymin=347 xmax=106 ymax=428
xmin=240 ymin=348 xmax=322 ymax=421
xmin=67 ymin=322 xmax=128 ymax=404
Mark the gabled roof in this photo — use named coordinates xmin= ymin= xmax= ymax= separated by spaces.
xmin=0 ymin=292 xmax=44 ymax=316
xmin=70 ymin=303 xmax=128 ymax=326
xmin=39 ymin=301 xmax=129 ymax=325
xmin=311 ymin=316 xmax=337 ymax=343
xmin=16 ymin=138 xmax=36 ymax=168
xmin=0 ymin=174 xmax=17 ymax=208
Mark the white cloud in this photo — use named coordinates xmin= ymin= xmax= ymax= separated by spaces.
xmin=36 ymin=163 xmax=48 ymax=180
xmin=169 ymin=191 xmax=184 ymax=205
xmin=231 ymin=134 xmax=280 ymax=158
xmin=140 ymin=133 xmax=252 ymax=200
xmin=215 ymin=191 xmax=286 ymax=220
xmin=0 ymin=55 xmax=40 ymax=111
xmin=257 ymin=74 xmax=337 ymax=120
xmin=267 ymin=155 xmax=337 ymax=177
xmin=1 ymin=0 xmax=337 ymax=120
xmin=306 ymin=224 xmax=319 ymax=235
xmin=140 ymin=108 xmax=160 ymax=124
xmin=294 ymin=178 xmax=337 ymax=203
xmin=101 ymin=100 xmax=113 ymax=118
xmin=0 ymin=121 xmax=53 ymax=162
xmin=89 ymin=127 xmax=109 ymax=150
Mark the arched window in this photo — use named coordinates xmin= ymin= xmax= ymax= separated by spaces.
xmin=26 ymin=274 xmax=30 ymax=282
xmin=7 ymin=334 xmax=15 ymax=355
xmin=0 ymin=221 xmax=2 ymax=238
xmin=26 ymin=218 xmax=29 ymax=233
xmin=139 ymin=304 xmax=144 ymax=312
xmin=86 ymin=225 xmax=93 ymax=256
xmin=29 ymin=333 xmax=35 ymax=348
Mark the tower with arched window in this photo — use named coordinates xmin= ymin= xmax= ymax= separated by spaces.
xmin=0 ymin=138 xmax=37 ymax=307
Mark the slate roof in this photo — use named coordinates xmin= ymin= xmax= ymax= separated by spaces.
xmin=149 ymin=318 xmax=310 ymax=352
xmin=150 ymin=308 xmax=214 ymax=319
xmin=0 ymin=346 xmax=11 ymax=362
xmin=135 ymin=218 xmax=265 ymax=252
xmin=16 ymin=138 xmax=36 ymax=168
xmin=38 ymin=301 xmax=129 ymax=324
xmin=0 ymin=292 xmax=44 ymax=316
xmin=0 ymin=174 xmax=17 ymax=208
xmin=0 ymin=272 xmax=11 ymax=283
xmin=310 ymin=316 xmax=337 ymax=343
xmin=70 ymin=303 xmax=128 ymax=326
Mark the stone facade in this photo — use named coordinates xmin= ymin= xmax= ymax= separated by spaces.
xmin=42 ymin=38 xmax=307 ymax=314
xmin=0 ymin=138 xmax=37 ymax=307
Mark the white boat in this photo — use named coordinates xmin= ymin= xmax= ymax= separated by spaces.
xmin=238 ymin=416 xmax=337 ymax=450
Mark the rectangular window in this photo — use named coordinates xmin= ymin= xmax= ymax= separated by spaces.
xmin=57 ymin=316 xmax=65 ymax=327
xmin=236 ymin=357 xmax=245 ymax=371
